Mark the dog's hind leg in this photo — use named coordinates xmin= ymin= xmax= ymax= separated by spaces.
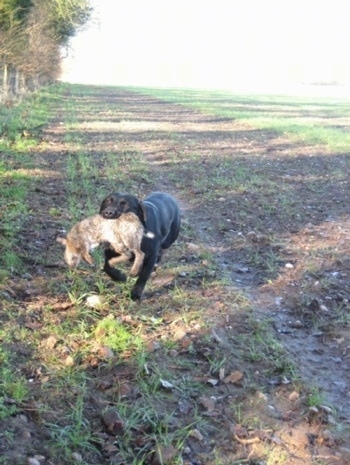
xmin=103 ymin=248 xmax=127 ymax=282
xmin=162 ymin=215 xmax=181 ymax=249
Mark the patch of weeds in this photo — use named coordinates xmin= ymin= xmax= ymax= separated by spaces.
xmin=0 ymin=90 xmax=49 ymax=148
xmin=206 ymin=355 xmax=227 ymax=376
xmin=106 ymin=403 xmax=186 ymax=464
xmin=0 ymin=348 xmax=28 ymax=419
xmin=247 ymin=247 xmax=284 ymax=279
xmin=246 ymin=339 xmax=264 ymax=363
xmin=0 ymin=249 xmax=23 ymax=272
xmin=333 ymin=301 xmax=350 ymax=326
xmin=243 ymin=317 xmax=298 ymax=381
xmin=48 ymin=206 xmax=62 ymax=217
xmin=265 ymin=448 xmax=289 ymax=465
xmin=261 ymin=338 xmax=295 ymax=376
xmin=0 ymin=178 xmax=31 ymax=278
xmin=47 ymin=381 xmax=98 ymax=462
xmin=66 ymin=153 xmax=79 ymax=181
xmin=306 ymin=386 xmax=327 ymax=409
xmin=94 ymin=316 xmax=144 ymax=354
xmin=62 ymin=270 xmax=100 ymax=302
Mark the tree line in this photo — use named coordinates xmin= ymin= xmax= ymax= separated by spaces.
xmin=0 ymin=0 xmax=91 ymax=101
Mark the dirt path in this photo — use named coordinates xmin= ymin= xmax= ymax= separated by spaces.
xmin=80 ymin=89 xmax=350 ymax=422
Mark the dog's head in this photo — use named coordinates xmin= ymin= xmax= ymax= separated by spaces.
xmin=99 ymin=192 xmax=147 ymax=224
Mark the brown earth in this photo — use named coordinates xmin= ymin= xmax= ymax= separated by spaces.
xmin=1 ymin=85 xmax=350 ymax=465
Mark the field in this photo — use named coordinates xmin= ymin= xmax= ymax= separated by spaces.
xmin=1 ymin=83 xmax=350 ymax=465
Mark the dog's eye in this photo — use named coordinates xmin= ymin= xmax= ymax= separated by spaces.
xmin=120 ymin=200 xmax=127 ymax=208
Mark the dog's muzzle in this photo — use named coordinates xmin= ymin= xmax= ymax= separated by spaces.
xmin=101 ymin=208 xmax=120 ymax=219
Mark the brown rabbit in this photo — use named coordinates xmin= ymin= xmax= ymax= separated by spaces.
xmin=57 ymin=212 xmax=154 ymax=277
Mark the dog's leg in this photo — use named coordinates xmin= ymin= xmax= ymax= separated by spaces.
xmin=130 ymin=251 xmax=158 ymax=300
xmin=162 ymin=215 xmax=181 ymax=249
xmin=103 ymin=248 xmax=127 ymax=282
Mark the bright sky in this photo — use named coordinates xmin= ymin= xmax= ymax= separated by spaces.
xmin=61 ymin=0 xmax=350 ymax=91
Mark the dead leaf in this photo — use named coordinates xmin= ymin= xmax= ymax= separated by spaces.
xmin=95 ymin=327 xmax=106 ymax=338
xmin=153 ymin=444 xmax=177 ymax=465
xmin=102 ymin=442 xmax=119 ymax=455
xmin=160 ymin=378 xmax=174 ymax=389
xmin=214 ymin=301 xmax=225 ymax=312
xmin=86 ymin=294 xmax=105 ymax=309
xmin=64 ymin=355 xmax=74 ymax=367
xmin=271 ymin=434 xmax=282 ymax=445
xmin=116 ymin=382 xmax=132 ymax=398
xmin=211 ymin=329 xmax=223 ymax=343
xmin=207 ymin=378 xmax=219 ymax=386
xmin=189 ymin=429 xmax=204 ymax=441
xmin=178 ymin=399 xmax=192 ymax=414
xmin=71 ymin=453 xmax=82 ymax=463
xmin=97 ymin=379 xmax=113 ymax=391
xmin=25 ymin=320 xmax=43 ymax=330
xmin=187 ymin=242 xmax=201 ymax=253
xmin=199 ymin=396 xmax=216 ymax=412
xmin=98 ymin=346 xmax=114 ymax=359
xmin=319 ymin=430 xmax=336 ymax=447
xmin=223 ymin=370 xmax=243 ymax=384
xmin=232 ymin=424 xmax=248 ymax=437
xmin=288 ymin=390 xmax=299 ymax=402
xmin=147 ymin=340 xmax=161 ymax=352
xmin=27 ymin=458 xmax=41 ymax=465
xmin=89 ymin=356 xmax=99 ymax=368
xmin=40 ymin=336 xmax=58 ymax=350
xmin=102 ymin=409 xmax=125 ymax=436
xmin=49 ymin=301 xmax=73 ymax=311
xmin=180 ymin=337 xmax=192 ymax=349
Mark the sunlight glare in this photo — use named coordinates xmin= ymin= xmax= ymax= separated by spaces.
xmin=61 ymin=0 xmax=350 ymax=94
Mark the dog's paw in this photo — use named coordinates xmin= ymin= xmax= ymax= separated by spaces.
xmin=130 ymin=286 xmax=143 ymax=301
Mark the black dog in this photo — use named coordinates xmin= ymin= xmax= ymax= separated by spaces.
xmin=99 ymin=192 xmax=181 ymax=300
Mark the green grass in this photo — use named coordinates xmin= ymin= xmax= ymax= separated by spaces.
xmin=0 ymin=156 xmax=34 ymax=275
xmin=47 ymin=381 xmax=97 ymax=463
xmin=94 ymin=316 xmax=144 ymax=353
xmin=0 ymin=91 xmax=50 ymax=148
xmin=0 ymin=347 xmax=28 ymax=419
xmin=130 ymin=86 xmax=350 ymax=152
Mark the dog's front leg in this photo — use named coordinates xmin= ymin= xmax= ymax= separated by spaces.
xmin=103 ymin=248 xmax=127 ymax=282
xmin=130 ymin=253 xmax=158 ymax=300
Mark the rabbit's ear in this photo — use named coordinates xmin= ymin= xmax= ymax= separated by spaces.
xmin=56 ymin=236 xmax=67 ymax=246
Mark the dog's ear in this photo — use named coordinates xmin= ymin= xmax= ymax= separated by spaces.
xmin=139 ymin=201 xmax=147 ymax=223
xmin=100 ymin=192 xmax=124 ymax=209
xmin=56 ymin=236 xmax=67 ymax=246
